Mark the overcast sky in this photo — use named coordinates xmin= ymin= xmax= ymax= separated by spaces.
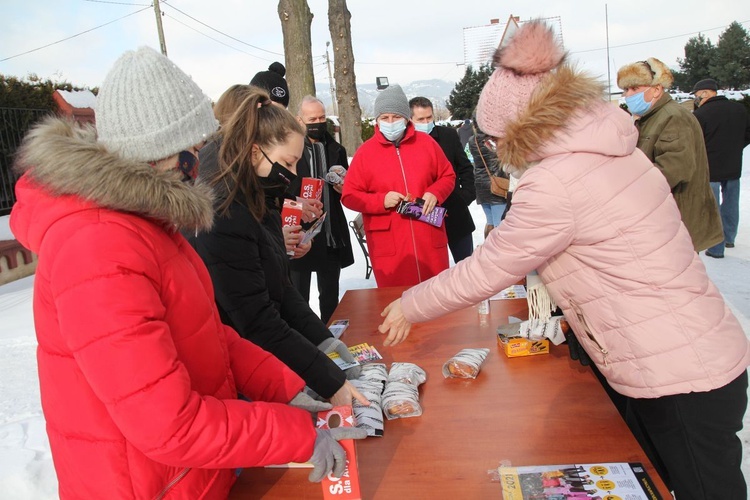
xmin=2 ymin=0 xmax=749 ymax=102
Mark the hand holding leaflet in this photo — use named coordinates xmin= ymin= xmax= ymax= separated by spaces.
xmin=396 ymin=196 xmax=446 ymax=227
xmin=299 ymin=212 xmax=327 ymax=246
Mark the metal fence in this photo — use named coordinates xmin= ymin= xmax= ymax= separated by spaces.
xmin=0 ymin=108 xmax=51 ymax=216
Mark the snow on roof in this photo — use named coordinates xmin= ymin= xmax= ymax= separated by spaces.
xmin=55 ymin=89 xmax=97 ymax=109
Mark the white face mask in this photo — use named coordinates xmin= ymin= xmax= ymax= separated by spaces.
xmin=378 ymin=119 xmax=407 ymax=142
xmin=413 ymin=121 xmax=435 ymax=134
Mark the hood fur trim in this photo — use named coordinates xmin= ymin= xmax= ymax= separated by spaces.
xmin=14 ymin=116 xmax=214 ymax=231
xmin=498 ymin=65 xmax=606 ymax=168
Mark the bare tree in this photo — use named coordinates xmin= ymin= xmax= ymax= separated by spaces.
xmin=328 ymin=0 xmax=362 ymax=153
xmin=433 ymin=99 xmax=451 ymax=121
xmin=278 ymin=0 xmax=315 ymax=113
xmin=360 ymin=100 xmax=373 ymax=119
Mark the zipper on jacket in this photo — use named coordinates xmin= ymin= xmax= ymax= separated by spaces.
xmin=153 ymin=467 xmax=191 ymax=500
xmin=395 ymin=147 xmax=422 ymax=283
xmin=568 ymin=301 xmax=609 ymax=366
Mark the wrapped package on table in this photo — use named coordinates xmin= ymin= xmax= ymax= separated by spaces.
xmin=381 ymin=362 xmax=426 ymax=420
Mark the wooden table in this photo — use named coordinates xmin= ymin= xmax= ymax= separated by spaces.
xmin=230 ymin=287 xmax=670 ymax=499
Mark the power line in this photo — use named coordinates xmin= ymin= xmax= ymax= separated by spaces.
xmin=357 ymin=61 xmax=459 ymax=66
xmin=163 ymin=13 xmax=274 ymax=62
xmin=358 ymin=18 xmax=750 ymax=66
xmin=1 ymin=6 xmax=151 ymax=62
xmin=161 ymin=1 xmax=284 ymax=57
xmin=572 ymin=19 xmax=750 ymax=54
xmin=83 ymin=0 xmax=151 ymax=5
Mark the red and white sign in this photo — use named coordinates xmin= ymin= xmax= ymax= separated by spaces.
xmin=300 ymin=177 xmax=324 ymax=201
xmin=317 ymin=406 xmax=361 ymax=500
xmin=281 ymin=198 xmax=303 ymax=227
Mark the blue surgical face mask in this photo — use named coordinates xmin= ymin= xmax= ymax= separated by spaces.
xmin=624 ymin=90 xmax=653 ymax=117
xmin=413 ymin=121 xmax=435 ymax=134
xmin=378 ymin=119 xmax=407 ymax=142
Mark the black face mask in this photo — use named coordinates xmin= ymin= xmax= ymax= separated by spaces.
xmin=306 ymin=122 xmax=327 ymax=142
xmin=259 ymin=149 xmax=297 ymax=197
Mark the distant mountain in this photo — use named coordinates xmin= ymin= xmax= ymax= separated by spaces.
xmin=315 ymin=79 xmax=455 ymax=118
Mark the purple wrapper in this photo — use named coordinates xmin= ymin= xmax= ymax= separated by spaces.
xmin=396 ymin=199 xmax=446 ymax=228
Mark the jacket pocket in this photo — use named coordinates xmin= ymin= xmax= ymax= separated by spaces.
xmin=366 ymin=214 xmax=396 ymax=257
xmin=430 ymin=225 xmax=448 ymax=249
xmin=568 ymin=300 xmax=609 ymax=366
xmin=153 ymin=467 xmax=191 ymax=500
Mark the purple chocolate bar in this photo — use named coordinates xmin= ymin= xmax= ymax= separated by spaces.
xmin=396 ymin=199 xmax=446 ymax=228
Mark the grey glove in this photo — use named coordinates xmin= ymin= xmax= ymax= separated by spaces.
xmin=325 ymin=165 xmax=347 ymax=185
xmin=289 ymin=392 xmax=333 ymax=413
xmin=318 ymin=337 xmax=362 ymax=380
xmin=308 ymin=427 xmax=368 ymax=482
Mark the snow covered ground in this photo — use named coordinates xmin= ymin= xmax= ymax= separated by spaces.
xmin=1 ymin=156 xmax=749 ymax=498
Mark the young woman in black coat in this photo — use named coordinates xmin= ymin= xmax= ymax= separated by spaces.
xmin=190 ymin=86 xmax=366 ymax=407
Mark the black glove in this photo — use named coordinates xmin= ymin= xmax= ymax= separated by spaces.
xmin=565 ymin=330 xmax=592 ymax=367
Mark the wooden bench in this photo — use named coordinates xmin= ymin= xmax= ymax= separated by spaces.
xmin=0 ymin=239 xmax=37 ymax=285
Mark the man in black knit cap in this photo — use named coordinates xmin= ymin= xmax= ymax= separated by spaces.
xmin=251 ymin=61 xmax=290 ymax=108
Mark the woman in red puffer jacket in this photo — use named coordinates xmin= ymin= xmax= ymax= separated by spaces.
xmin=10 ymin=47 xmax=363 ymax=499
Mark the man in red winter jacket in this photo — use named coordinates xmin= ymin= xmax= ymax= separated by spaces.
xmin=342 ymin=84 xmax=455 ymax=287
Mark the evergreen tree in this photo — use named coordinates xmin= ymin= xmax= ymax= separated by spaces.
xmin=446 ymin=64 xmax=492 ymax=120
xmin=0 ymin=74 xmax=93 ymax=214
xmin=677 ymin=33 xmax=715 ymax=91
xmin=0 ymin=73 xmax=93 ymax=110
xmin=671 ymin=69 xmax=690 ymax=92
xmin=446 ymin=66 xmax=476 ymax=120
xmin=476 ymin=63 xmax=493 ymax=84
xmin=710 ymin=22 xmax=750 ymax=89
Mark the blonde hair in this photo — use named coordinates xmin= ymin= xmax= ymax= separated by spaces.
xmin=214 ymin=84 xmax=253 ymax=126
xmin=214 ymin=88 xmax=305 ymax=220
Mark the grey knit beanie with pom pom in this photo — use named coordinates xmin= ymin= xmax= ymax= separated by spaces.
xmin=96 ymin=46 xmax=218 ymax=163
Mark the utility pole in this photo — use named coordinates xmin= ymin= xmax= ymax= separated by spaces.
xmin=605 ymin=4 xmax=611 ymax=98
xmin=325 ymin=41 xmax=338 ymax=116
xmin=153 ymin=0 xmax=168 ymax=56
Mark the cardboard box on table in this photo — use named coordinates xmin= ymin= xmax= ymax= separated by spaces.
xmin=497 ymin=335 xmax=550 ymax=357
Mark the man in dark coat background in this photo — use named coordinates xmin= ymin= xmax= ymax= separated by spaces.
xmin=692 ymin=78 xmax=750 ymax=258
xmin=410 ymin=97 xmax=476 ymax=262
xmin=289 ymin=96 xmax=354 ymax=323
xmin=457 ymin=118 xmax=474 ymax=149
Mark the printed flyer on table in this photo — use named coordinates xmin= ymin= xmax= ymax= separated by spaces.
xmin=498 ymin=462 xmax=661 ymax=500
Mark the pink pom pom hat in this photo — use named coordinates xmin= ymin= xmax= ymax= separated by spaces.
xmin=477 ymin=20 xmax=566 ymax=139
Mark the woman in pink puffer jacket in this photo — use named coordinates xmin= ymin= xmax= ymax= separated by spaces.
xmin=378 ymin=21 xmax=749 ymax=500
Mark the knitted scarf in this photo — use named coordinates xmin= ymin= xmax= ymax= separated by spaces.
xmin=308 ymin=141 xmax=336 ymax=248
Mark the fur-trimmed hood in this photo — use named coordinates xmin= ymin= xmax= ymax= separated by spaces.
xmin=498 ymin=65 xmax=636 ymax=168
xmin=11 ymin=117 xmax=214 ymax=247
